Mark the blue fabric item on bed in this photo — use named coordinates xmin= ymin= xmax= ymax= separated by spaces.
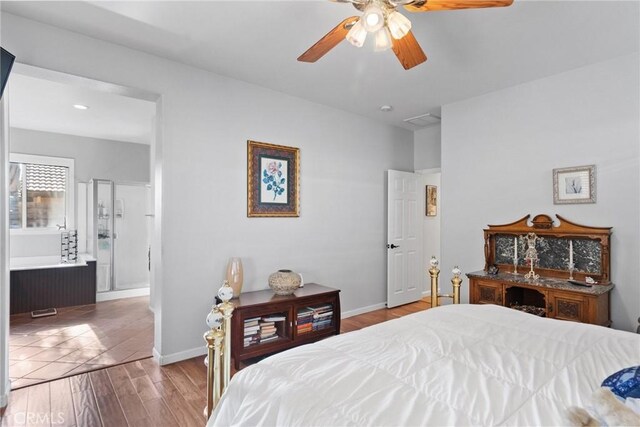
xmin=602 ymin=366 xmax=640 ymax=399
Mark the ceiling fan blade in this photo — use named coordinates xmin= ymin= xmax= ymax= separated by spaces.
xmin=391 ymin=31 xmax=427 ymax=70
xmin=405 ymin=0 xmax=514 ymax=12
xmin=298 ymin=16 xmax=360 ymax=63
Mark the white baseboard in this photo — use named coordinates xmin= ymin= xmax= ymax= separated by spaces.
xmin=153 ymin=346 xmax=206 ymax=366
xmin=341 ymin=302 xmax=387 ymax=319
xmin=96 ymin=287 xmax=150 ymax=302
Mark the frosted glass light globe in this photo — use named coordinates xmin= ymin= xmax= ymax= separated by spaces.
xmin=374 ymin=28 xmax=392 ymax=52
xmin=346 ymin=20 xmax=367 ymax=47
xmin=362 ymin=4 xmax=385 ymax=32
xmin=387 ymin=11 xmax=412 ymax=40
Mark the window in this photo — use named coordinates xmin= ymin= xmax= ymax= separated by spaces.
xmin=9 ymin=154 xmax=74 ymax=232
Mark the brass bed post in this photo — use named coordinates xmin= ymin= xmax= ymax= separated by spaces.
xmin=204 ymin=281 xmax=235 ymax=419
xmin=219 ymin=295 xmax=235 ymax=390
xmin=451 ymin=266 xmax=462 ymax=305
xmin=429 ymin=256 xmax=440 ymax=308
xmin=428 ymin=257 xmax=463 ymax=308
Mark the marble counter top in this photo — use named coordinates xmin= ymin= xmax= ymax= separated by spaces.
xmin=466 ymin=270 xmax=615 ymax=295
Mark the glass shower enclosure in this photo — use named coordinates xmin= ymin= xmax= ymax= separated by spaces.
xmin=87 ymin=179 xmax=150 ymax=293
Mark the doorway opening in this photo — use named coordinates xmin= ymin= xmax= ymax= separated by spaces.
xmin=4 ymin=65 xmax=161 ymax=389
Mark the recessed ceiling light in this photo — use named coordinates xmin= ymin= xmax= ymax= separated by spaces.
xmin=380 ymin=105 xmax=393 ymax=112
xmin=73 ymin=104 xmax=89 ymax=110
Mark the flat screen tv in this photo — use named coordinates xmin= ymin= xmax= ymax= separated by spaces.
xmin=1 ymin=47 xmax=16 ymax=99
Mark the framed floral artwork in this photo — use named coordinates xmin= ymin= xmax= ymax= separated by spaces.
xmin=553 ymin=164 xmax=596 ymax=204
xmin=247 ymin=140 xmax=300 ymax=217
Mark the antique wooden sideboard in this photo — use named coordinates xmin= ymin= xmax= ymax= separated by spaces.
xmin=467 ymin=214 xmax=614 ymax=326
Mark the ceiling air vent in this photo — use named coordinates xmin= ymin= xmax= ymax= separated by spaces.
xmin=403 ymin=113 xmax=441 ymax=127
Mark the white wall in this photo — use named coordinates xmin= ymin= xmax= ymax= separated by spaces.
xmin=9 ymin=128 xmax=150 ymax=258
xmin=0 ymin=14 xmax=414 ymax=359
xmin=419 ymin=172 xmax=441 ymax=294
xmin=441 ymin=53 xmax=640 ymax=332
xmin=414 ymin=125 xmax=441 ymax=171
xmin=10 ymin=128 xmax=150 ymax=183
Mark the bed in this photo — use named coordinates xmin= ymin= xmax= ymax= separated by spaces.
xmin=207 ymin=304 xmax=640 ymax=426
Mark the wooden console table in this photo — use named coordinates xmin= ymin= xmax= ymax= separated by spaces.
xmin=467 ymin=271 xmax=613 ymax=326
xmin=230 ymin=283 xmax=340 ymax=369
xmin=469 ymin=214 xmax=614 ymax=326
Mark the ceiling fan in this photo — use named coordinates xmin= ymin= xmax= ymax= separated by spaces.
xmin=298 ymin=0 xmax=514 ymax=70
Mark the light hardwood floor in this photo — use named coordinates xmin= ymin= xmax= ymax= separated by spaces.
xmin=1 ymin=298 xmax=430 ymax=427
xmin=9 ymin=297 xmax=153 ymax=389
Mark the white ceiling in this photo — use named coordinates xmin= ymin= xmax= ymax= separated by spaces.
xmin=2 ymin=1 xmax=638 ymax=130
xmin=7 ymin=73 xmax=155 ymax=144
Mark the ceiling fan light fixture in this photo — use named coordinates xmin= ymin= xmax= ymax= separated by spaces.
xmin=387 ymin=11 xmax=412 ymax=40
xmin=346 ymin=19 xmax=367 ymax=47
xmin=374 ymin=27 xmax=392 ymax=52
xmin=362 ymin=3 xmax=385 ymax=32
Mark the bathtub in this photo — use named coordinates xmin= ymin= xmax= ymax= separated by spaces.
xmin=10 ymin=254 xmax=94 ymax=271
xmin=10 ymin=254 xmax=97 ymax=314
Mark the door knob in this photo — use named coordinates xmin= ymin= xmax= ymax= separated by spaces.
xmin=387 ymin=244 xmax=400 ymax=249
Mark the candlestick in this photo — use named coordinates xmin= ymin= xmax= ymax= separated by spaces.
xmin=512 ymin=236 xmax=518 ymax=274
xmin=569 ymin=240 xmax=574 ymax=266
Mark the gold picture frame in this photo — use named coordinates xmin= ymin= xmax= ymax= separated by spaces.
xmin=247 ymin=140 xmax=300 ymax=217
xmin=426 ymin=185 xmax=437 ymax=216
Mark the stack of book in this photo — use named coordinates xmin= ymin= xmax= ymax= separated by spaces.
xmin=259 ymin=318 xmax=279 ymax=344
xmin=243 ymin=317 xmax=261 ymax=347
xmin=297 ymin=307 xmax=314 ymax=334
xmin=311 ymin=304 xmax=333 ymax=331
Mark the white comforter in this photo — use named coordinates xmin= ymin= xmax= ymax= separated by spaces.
xmin=208 ymin=304 xmax=640 ymax=426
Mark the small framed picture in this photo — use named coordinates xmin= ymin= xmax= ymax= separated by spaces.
xmin=247 ymin=140 xmax=300 ymax=217
xmin=553 ymin=165 xmax=596 ymax=204
xmin=426 ymin=185 xmax=437 ymax=216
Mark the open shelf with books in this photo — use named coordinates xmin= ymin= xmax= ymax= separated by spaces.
xmin=296 ymin=303 xmax=335 ymax=336
xmin=231 ymin=283 xmax=340 ymax=369
xmin=243 ymin=314 xmax=288 ymax=348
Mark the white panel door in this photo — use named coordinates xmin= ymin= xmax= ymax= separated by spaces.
xmin=387 ymin=170 xmax=423 ymax=308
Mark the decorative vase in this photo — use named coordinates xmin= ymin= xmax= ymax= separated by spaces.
xmin=268 ymin=269 xmax=302 ymax=296
xmin=225 ymin=258 xmax=243 ymax=298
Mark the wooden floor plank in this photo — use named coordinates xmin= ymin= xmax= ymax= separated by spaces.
xmin=25 ymin=383 xmax=51 ymax=427
xmin=162 ymin=364 xmax=205 ymax=415
xmin=138 ymin=358 xmax=169 ymax=383
xmin=178 ymin=358 xmax=207 ymax=388
xmin=69 ymin=374 xmax=91 ymax=395
xmin=2 ymin=387 xmax=29 ymax=415
xmin=151 ymin=380 xmax=204 ymax=427
xmin=106 ymin=366 xmax=150 ymax=425
xmin=49 ymin=378 xmax=76 ymax=427
xmin=140 ymin=398 xmax=179 ymax=427
xmin=123 ymin=360 xmax=147 ymax=380
xmin=88 ymin=370 xmax=128 ymax=427
xmin=131 ymin=376 xmax=161 ymax=402
xmin=70 ymin=389 xmax=101 ymax=427
xmin=1 ymin=387 xmax=30 ymax=427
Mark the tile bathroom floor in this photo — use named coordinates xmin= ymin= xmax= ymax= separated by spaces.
xmin=8 ymin=296 xmax=153 ymax=389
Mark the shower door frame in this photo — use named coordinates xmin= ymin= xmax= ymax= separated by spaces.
xmin=90 ymin=179 xmax=115 ymax=293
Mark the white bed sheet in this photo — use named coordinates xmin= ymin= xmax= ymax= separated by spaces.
xmin=208 ymin=304 xmax=640 ymax=426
